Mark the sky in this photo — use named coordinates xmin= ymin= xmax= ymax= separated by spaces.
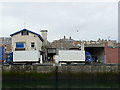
xmin=0 ymin=1 xmax=118 ymax=42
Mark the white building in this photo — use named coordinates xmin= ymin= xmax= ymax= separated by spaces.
xmin=10 ymin=29 xmax=48 ymax=62
xmin=10 ymin=29 xmax=44 ymax=52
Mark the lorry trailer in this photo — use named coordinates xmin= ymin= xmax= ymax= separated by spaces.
xmin=55 ymin=50 xmax=92 ymax=64
xmin=6 ymin=51 xmax=41 ymax=65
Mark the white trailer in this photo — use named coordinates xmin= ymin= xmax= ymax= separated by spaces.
xmin=13 ymin=51 xmax=41 ymax=64
xmin=55 ymin=50 xmax=85 ymax=64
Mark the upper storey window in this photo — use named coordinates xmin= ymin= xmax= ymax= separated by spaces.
xmin=21 ymin=30 xmax=29 ymax=35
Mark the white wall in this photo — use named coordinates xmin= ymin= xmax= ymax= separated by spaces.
xmin=12 ymin=32 xmax=42 ymax=52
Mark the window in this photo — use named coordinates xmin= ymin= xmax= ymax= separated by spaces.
xmin=21 ymin=30 xmax=29 ymax=35
xmin=31 ymin=42 xmax=35 ymax=48
xmin=16 ymin=42 xmax=24 ymax=48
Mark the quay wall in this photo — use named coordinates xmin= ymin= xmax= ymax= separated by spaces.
xmin=2 ymin=65 xmax=119 ymax=73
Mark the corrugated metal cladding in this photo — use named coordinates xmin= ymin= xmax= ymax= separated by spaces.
xmin=105 ymin=42 xmax=120 ymax=64
xmin=0 ymin=46 xmax=4 ymax=60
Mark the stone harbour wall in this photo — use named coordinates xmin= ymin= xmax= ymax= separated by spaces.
xmin=2 ymin=65 xmax=119 ymax=73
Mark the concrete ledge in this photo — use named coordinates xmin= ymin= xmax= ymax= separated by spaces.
xmin=2 ymin=65 xmax=118 ymax=73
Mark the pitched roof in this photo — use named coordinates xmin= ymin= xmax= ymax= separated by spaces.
xmin=10 ymin=29 xmax=44 ymax=41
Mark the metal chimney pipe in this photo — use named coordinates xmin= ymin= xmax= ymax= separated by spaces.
xmin=81 ymin=41 xmax=84 ymax=51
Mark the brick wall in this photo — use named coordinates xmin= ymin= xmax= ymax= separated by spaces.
xmin=105 ymin=42 xmax=120 ymax=64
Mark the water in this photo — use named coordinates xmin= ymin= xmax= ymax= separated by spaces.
xmin=2 ymin=71 xmax=119 ymax=89
xmin=3 ymin=80 xmax=119 ymax=88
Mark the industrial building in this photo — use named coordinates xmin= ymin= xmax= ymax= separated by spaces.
xmin=0 ymin=29 xmax=119 ymax=64
xmin=45 ymin=37 xmax=119 ymax=64
xmin=75 ymin=39 xmax=120 ymax=64
xmin=85 ymin=44 xmax=105 ymax=63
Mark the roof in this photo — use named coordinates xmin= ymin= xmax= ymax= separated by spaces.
xmin=10 ymin=29 xmax=44 ymax=41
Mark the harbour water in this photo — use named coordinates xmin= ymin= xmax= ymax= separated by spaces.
xmin=2 ymin=71 xmax=119 ymax=89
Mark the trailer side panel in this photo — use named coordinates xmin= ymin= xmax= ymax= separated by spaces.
xmin=58 ymin=50 xmax=85 ymax=62
xmin=13 ymin=51 xmax=40 ymax=62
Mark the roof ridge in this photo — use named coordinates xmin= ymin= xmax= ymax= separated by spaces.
xmin=10 ymin=29 xmax=44 ymax=41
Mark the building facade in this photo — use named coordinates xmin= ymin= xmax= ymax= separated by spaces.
xmin=10 ymin=29 xmax=43 ymax=52
xmin=105 ymin=42 xmax=120 ymax=64
xmin=0 ymin=37 xmax=12 ymax=60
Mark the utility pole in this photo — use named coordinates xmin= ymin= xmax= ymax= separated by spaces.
xmin=108 ymin=36 xmax=110 ymax=41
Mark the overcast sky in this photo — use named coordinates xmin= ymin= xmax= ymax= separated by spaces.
xmin=0 ymin=2 xmax=118 ymax=42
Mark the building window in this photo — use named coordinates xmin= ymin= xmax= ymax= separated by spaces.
xmin=21 ymin=31 xmax=29 ymax=35
xmin=31 ymin=42 xmax=35 ymax=48
xmin=16 ymin=42 xmax=24 ymax=48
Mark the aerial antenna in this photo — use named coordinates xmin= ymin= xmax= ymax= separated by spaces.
xmin=24 ymin=22 xmax=26 ymax=29
xmin=108 ymin=36 xmax=110 ymax=41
